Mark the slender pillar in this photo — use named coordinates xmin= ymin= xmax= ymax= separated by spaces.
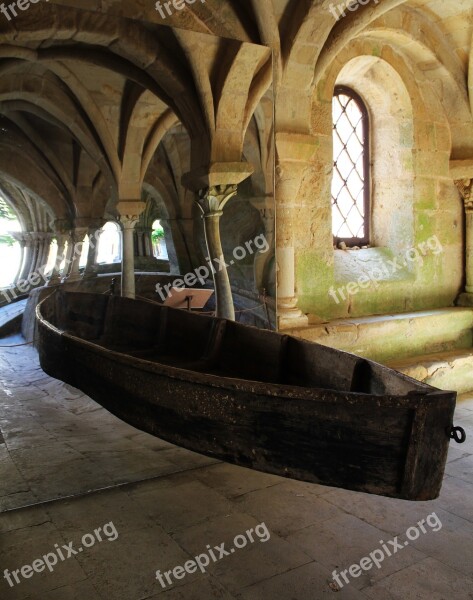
xmin=196 ymin=185 xmax=238 ymax=320
xmin=28 ymin=232 xmax=41 ymax=276
xmin=143 ymin=228 xmax=154 ymax=257
xmin=250 ymin=197 xmax=275 ymax=292
xmin=61 ymin=234 xmax=74 ymax=281
xmin=456 ymin=179 xmax=473 ymax=306
xmin=13 ymin=231 xmax=52 ymax=288
xmin=65 ymin=227 xmax=87 ymax=282
xmin=166 ymin=217 xmax=194 ymax=275
xmin=37 ymin=234 xmax=48 ymax=273
xmin=29 ymin=232 xmax=51 ymax=277
xmin=38 ymin=233 xmax=54 ymax=277
xmin=133 ymin=225 xmax=159 ymax=271
xmin=82 ymin=224 xmax=103 ymax=279
xmin=48 ymin=234 xmax=68 ymax=286
xmin=275 ymin=134 xmax=321 ymax=329
xmin=19 ymin=233 xmax=35 ymax=282
xmin=160 ymin=219 xmax=180 ymax=274
xmin=10 ymin=232 xmax=26 ymax=284
xmin=134 ymin=227 xmax=154 ymax=257
xmin=182 ymin=162 xmax=254 ymax=320
xmin=134 ymin=228 xmax=143 ymax=257
xmin=117 ymin=202 xmax=146 ymax=299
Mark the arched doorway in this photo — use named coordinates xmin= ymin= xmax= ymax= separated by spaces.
xmin=97 ymin=221 xmax=121 ymax=265
xmin=151 ymin=219 xmax=168 ymax=260
xmin=0 ymin=196 xmax=22 ymax=288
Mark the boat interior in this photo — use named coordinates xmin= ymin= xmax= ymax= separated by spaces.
xmin=41 ymin=291 xmax=431 ymax=397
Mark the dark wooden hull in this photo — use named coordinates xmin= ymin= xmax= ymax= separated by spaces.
xmin=36 ymin=290 xmax=457 ymax=500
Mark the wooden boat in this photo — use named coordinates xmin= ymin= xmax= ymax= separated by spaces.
xmin=36 ymin=290 xmax=463 ymax=501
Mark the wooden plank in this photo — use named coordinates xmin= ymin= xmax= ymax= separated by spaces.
xmin=35 ymin=290 xmax=457 ymax=500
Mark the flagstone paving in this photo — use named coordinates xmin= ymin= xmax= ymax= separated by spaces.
xmin=0 ymin=333 xmax=472 ymax=599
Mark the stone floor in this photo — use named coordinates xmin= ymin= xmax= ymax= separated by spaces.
xmin=1 ymin=334 xmax=473 ymax=599
xmin=0 ymin=300 xmax=27 ymax=334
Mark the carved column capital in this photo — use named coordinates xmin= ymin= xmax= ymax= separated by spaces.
xmin=195 ymin=184 xmax=238 ymax=217
xmin=455 ymin=178 xmax=473 ymax=212
xmin=116 ymin=201 xmax=146 ymax=224
xmin=54 ymin=219 xmax=73 ymax=235
xmin=71 ymin=227 xmax=88 ymax=243
xmin=249 ymin=195 xmax=274 ymax=220
xmin=22 ymin=232 xmax=34 ymax=247
xmin=10 ymin=232 xmax=26 ymax=247
xmin=119 ymin=215 xmax=141 ymax=230
xmin=116 ymin=201 xmax=146 ymax=299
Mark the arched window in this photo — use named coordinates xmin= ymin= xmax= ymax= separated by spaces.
xmin=331 ymin=86 xmax=370 ymax=246
xmin=97 ymin=221 xmax=121 ymax=264
xmin=151 ymin=219 xmax=168 ymax=259
xmin=0 ymin=196 xmax=22 ymax=287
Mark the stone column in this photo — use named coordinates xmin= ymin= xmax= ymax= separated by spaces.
xmin=134 ymin=226 xmax=159 ymax=271
xmin=275 ymin=134 xmax=320 ymax=329
xmin=39 ymin=233 xmax=54 ymax=278
xmin=19 ymin=233 xmax=35 ymax=282
xmin=48 ymin=219 xmax=71 ymax=286
xmin=31 ymin=233 xmax=43 ymax=276
xmin=134 ymin=226 xmax=154 ymax=258
xmin=64 ymin=227 xmax=88 ymax=282
xmin=61 ymin=233 xmax=74 ymax=281
xmin=117 ymin=201 xmax=146 ymax=298
xmin=143 ymin=227 xmax=154 ymax=257
xmin=182 ymin=163 xmax=254 ymax=320
xmin=160 ymin=219 xmax=180 ymax=274
xmin=10 ymin=232 xmax=26 ymax=284
xmin=134 ymin=227 xmax=144 ymax=257
xmin=15 ymin=231 xmax=50 ymax=286
xmin=249 ymin=196 xmax=275 ymax=292
xmin=456 ymin=179 xmax=473 ymax=306
xmin=48 ymin=233 xmax=68 ymax=286
xmin=169 ymin=217 xmax=195 ymax=275
xmin=82 ymin=223 xmax=104 ymax=280
xmin=195 ymin=185 xmax=238 ymax=320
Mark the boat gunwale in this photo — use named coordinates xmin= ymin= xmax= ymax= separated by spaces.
xmin=36 ymin=301 xmax=455 ymax=410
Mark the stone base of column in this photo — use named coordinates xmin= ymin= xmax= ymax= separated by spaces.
xmin=82 ymin=267 xmax=98 ymax=280
xmin=134 ymin=256 xmax=169 ymax=272
xmin=456 ymin=292 xmax=473 ymax=307
xmin=277 ymin=297 xmax=309 ymax=330
xmin=47 ymin=276 xmax=62 ymax=287
xmin=63 ymin=272 xmax=82 ymax=283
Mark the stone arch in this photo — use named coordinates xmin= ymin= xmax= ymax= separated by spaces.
xmin=290 ymin=25 xmax=462 ymax=319
xmin=120 ymin=88 xmax=178 ymax=199
xmin=0 ymin=142 xmax=69 ymax=221
xmin=335 ymin=55 xmax=416 ymax=252
xmin=97 ymin=221 xmax=122 ymax=265
xmin=142 ymin=184 xmax=181 ymax=274
xmin=317 ymin=35 xmax=455 ymax=251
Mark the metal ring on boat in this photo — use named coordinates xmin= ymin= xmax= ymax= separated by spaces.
xmin=448 ymin=426 xmax=467 ymax=444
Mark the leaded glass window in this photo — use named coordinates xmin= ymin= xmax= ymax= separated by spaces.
xmin=331 ymin=86 xmax=370 ymax=246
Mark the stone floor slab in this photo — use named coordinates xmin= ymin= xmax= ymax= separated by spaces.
xmin=0 ymin=334 xmax=472 ymax=599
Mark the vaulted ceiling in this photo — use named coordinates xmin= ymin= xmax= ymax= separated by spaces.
xmin=0 ymin=0 xmax=472 ymax=230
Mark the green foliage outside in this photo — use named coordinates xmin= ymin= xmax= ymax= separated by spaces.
xmin=0 ymin=197 xmax=14 ymax=220
xmin=151 ymin=226 xmax=165 ymax=243
xmin=0 ymin=197 xmax=16 ymax=246
xmin=0 ymin=234 xmax=15 ymax=246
